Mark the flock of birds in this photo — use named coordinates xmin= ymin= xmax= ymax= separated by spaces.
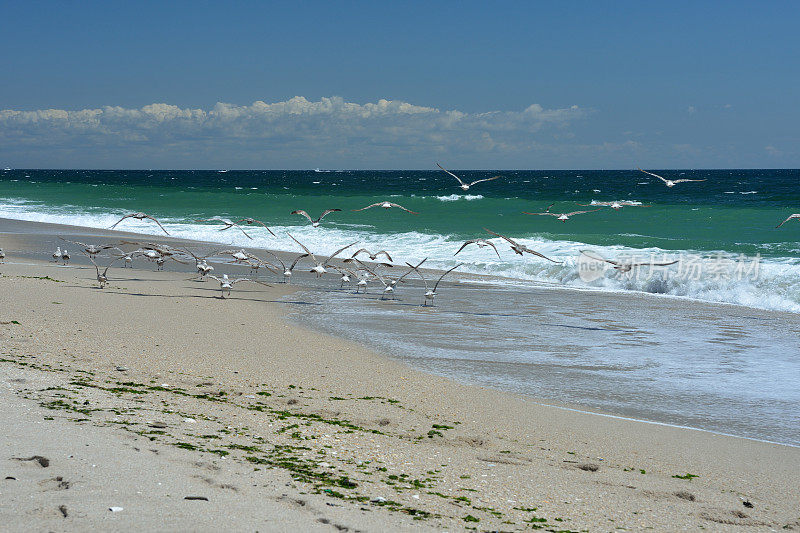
xmin=2 ymin=166 xmax=799 ymax=306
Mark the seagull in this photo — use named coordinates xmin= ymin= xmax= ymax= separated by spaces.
xmin=355 ymin=258 xmax=422 ymax=299
xmin=88 ymin=255 xmax=122 ymax=288
xmin=638 ymin=168 xmax=706 ymax=187
xmin=60 ymin=238 xmax=117 ymax=258
xmin=234 ymin=217 xmax=276 ymax=236
xmin=483 ymin=229 xmax=562 ymax=263
xmin=61 ymin=249 xmax=70 ymax=265
xmin=776 ymin=213 xmax=800 ymax=228
xmin=261 ymin=250 xmax=308 ymax=283
xmin=436 ymin=162 xmax=501 ymax=191
xmin=350 ymin=248 xmax=393 ymax=262
xmin=219 ymin=249 xmax=253 ymax=264
xmin=332 ymin=266 xmax=355 ymax=288
xmin=578 ymin=200 xmax=650 ymax=210
xmin=523 ymin=203 xmax=602 ymax=221
xmin=287 ymin=234 xmax=357 ymax=277
xmin=196 ymin=217 xmax=254 ymax=239
xmin=580 ymin=250 xmax=678 ymax=273
xmin=407 ymin=262 xmax=462 ymax=306
xmin=0 ymin=248 xmax=5 ymax=263
xmin=291 ymin=209 xmax=341 ymax=228
xmin=353 ymin=201 xmax=418 ymax=214
xmin=52 ymin=247 xmax=61 ymax=262
xmin=207 ymin=274 xmax=268 ymax=298
xmin=109 ymin=212 xmax=170 ymax=235
xmin=454 ymin=239 xmax=501 ymax=259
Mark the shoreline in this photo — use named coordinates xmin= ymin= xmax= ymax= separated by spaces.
xmin=2 ymin=217 xmax=800 ymax=530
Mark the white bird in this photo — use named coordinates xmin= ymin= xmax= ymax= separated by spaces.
xmin=110 ymin=212 xmax=170 ymax=234
xmin=407 ymin=262 xmax=462 ymax=306
xmin=580 ymin=250 xmax=678 ymax=273
xmin=287 ymin=234 xmax=357 ymax=277
xmin=523 ymin=203 xmax=602 ymax=221
xmin=219 ymin=249 xmax=252 ymax=263
xmin=483 ymin=229 xmax=562 ymax=263
xmin=60 ymin=238 xmax=117 ymax=258
xmin=578 ymin=200 xmax=650 ymax=210
xmin=776 ymin=213 xmax=800 ymax=228
xmin=638 ymin=168 xmax=706 ymax=187
xmin=454 ymin=239 xmax=501 ymax=259
xmin=233 ymin=217 xmax=276 ymax=236
xmin=352 ymin=201 xmax=419 ymax=214
xmin=332 ymin=266 xmax=355 ymax=288
xmin=61 ymin=249 xmax=70 ymax=265
xmin=52 ymin=247 xmax=62 ymax=262
xmin=88 ymin=255 xmax=122 ymax=288
xmin=291 ymin=209 xmax=341 ymax=228
xmin=350 ymin=248 xmax=393 ymax=262
xmin=207 ymin=274 xmax=267 ymax=298
xmin=262 ymin=251 xmax=308 ymax=283
xmin=196 ymin=217 xmax=254 ymax=239
xmin=436 ymin=162 xmax=502 ymax=191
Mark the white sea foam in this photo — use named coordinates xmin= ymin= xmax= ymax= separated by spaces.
xmin=2 ymin=199 xmax=799 ymax=313
xmin=434 ymin=194 xmax=484 ymax=202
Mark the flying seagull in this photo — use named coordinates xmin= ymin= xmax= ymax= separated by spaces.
xmin=454 ymin=239 xmax=501 ymax=259
xmin=291 ymin=209 xmax=341 ymax=227
xmin=207 ymin=274 xmax=268 ymax=298
xmin=776 ymin=213 xmax=800 ymax=228
xmin=483 ymin=228 xmax=562 ymax=263
xmin=110 ymin=212 xmax=170 ymax=235
xmin=580 ymin=250 xmax=678 ymax=273
xmin=287 ymin=233 xmax=357 ymax=277
xmin=407 ymin=261 xmax=462 ymax=306
xmin=350 ymin=248 xmax=393 ymax=262
xmin=59 ymin=238 xmax=117 ymax=258
xmin=523 ymin=203 xmax=602 ymax=221
xmin=638 ymin=168 xmax=706 ymax=187
xmin=578 ymin=200 xmax=650 ymax=210
xmin=234 ymin=217 xmax=276 ymax=236
xmin=196 ymin=217 xmax=254 ymax=239
xmin=88 ymin=255 xmax=122 ymax=288
xmin=353 ymin=201 xmax=418 ymax=214
xmin=436 ymin=162 xmax=502 ymax=191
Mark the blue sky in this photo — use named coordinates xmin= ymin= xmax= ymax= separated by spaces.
xmin=1 ymin=1 xmax=798 ymax=169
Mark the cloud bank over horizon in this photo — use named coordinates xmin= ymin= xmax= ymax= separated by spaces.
xmin=0 ymin=96 xmax=591 ymax=169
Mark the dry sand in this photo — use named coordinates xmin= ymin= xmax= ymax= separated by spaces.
xmin=1 ymin=222 xmax=799 ymax=531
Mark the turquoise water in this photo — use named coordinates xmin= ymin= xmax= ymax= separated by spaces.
xmin=2 ymin=168 xmax=799 ymax=311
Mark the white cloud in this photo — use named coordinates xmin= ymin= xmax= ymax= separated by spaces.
xmin=0 ymin=96 xmax=584 ymax=166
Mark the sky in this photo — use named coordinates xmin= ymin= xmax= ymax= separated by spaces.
xmin=1 ymin=1 xmax=798 ymax=169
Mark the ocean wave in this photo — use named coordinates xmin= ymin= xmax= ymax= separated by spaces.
xmin=2 ymin=200 xmax=799 ymax=313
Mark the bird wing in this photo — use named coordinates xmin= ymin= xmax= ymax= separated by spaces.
xmin=433 ymin=263 xmax=462 ymax=292
xmin=467 ymin=175 xmax=502 ymax=186
xmin=672 ymin=179 xmax=707 ymax=184
xmin=109 ymin=214 xmax=134 ymax=229
xmin=374 ymin=250 xmax=393 ymax=262
xmin=522 ymin=212 xmax=559 ymax=216
xmin=389 ymin=203 xmax=419 ymax=214
xmin=483 ymin=228 xmax=517 ymax=247
xmin=397 ymin=257 xmax=427 ymax=283
xmin=286 ymin=233 xmax=314 ymax=258
xmin=436 ymin=162 xmax=465 ymax=186
xmin=324 ymin=241 xmax=359 ymax=265
xmin=564 ymin=208 xmax=603 ymax=216
xmin=289 ymin=254 xmax=309 ymax=270
xmin=236 ymin=218 xmax=275 ymax=236
xmin=318 ymin=209 xmax=342 ymax=220
xmin=520 ymin=245 xmax=562 ymax=263
xmin=88 ymin=256 xmax=101 ymax=277
xmin=144 ymin=215 xmax=170 ymax=235
xmin=352 ymin=202 xmax=383 ymax=212
xmin=404 ymin=261 xmax=429 ymax=289
xmin=453 ymin=241 xmax=474 ymax=256
xmin=351 ymin=248 xmax=370 ymax=258
xmin=291 ymin=210 xmax=314 ymax=223
xmin=638 ymin=168 xmax=668 ymax=183
xmin=580 ymin=249 xmax=618 ymax=266
xmin=776 ymin=214 xmax=800 ymax=228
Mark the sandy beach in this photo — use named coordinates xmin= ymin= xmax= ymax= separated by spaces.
xmin=2 ymin=219 xmax=799 ymax=531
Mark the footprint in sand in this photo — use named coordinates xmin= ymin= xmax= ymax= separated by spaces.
xmin=13 ymin=455 xmax=50 ymax=467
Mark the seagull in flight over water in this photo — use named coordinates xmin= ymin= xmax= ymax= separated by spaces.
xmin=353 ymin=201 xmax=418 ymax=214
xmin=436 ymin=163 xmax=502 ymax=191
xmin=454 ymin=239 xmax=501 ymax=259
xmin=483 ymin=228 xmax=562 ymax=263
xmin=638 ymin=168 xmax=706 ymax=187
xmin=523 ymin=203 xmax=602 ymax=221
xmin=109 ymin=212 xmax=170 ymax=235
xmin=291 ymin=209 xmax=341 ymax=227
xmin=580 ymin=250 xmax=678 ymax=273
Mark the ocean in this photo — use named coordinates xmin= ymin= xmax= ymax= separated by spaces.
xmin=2 ymin=168 xmax=799 ymax=312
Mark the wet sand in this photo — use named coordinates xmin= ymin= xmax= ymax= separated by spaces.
xmin=1 ymin=218 xmax=800 ymax=531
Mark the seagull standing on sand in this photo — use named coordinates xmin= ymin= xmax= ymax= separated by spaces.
xmin=454 ymin=239 xmax=501 ymax=259
xmin=436 ymin=163 xmax=502 ymax=191
xmin=353 ymin=201 xmax=419 ymax=214
xmin=291 ymin=209 xmax=341 ymax=227
xmin=61 ymin=249 xmax=70 ymax=265
xmin=407 ymin=262 xmax=463 ymax=306
xmin=0 ymin=248 xmax=5 ymax=263
xmin=287 ymin=234 xmax=357 ymax=277
xmin=776 ymin=214 xmax=800 ymax=228
xmin=109 ymin=212 xmax=170 ymax=235
xmin=638 ymin=168 xmax=706 ymax=187
xmin=483 ymin=229 xmax=562 ymax=263
xmin=52 ymin=247 xmax=61 ymax=262
xmin=523 ymin=203 xmax=602 ymax=221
